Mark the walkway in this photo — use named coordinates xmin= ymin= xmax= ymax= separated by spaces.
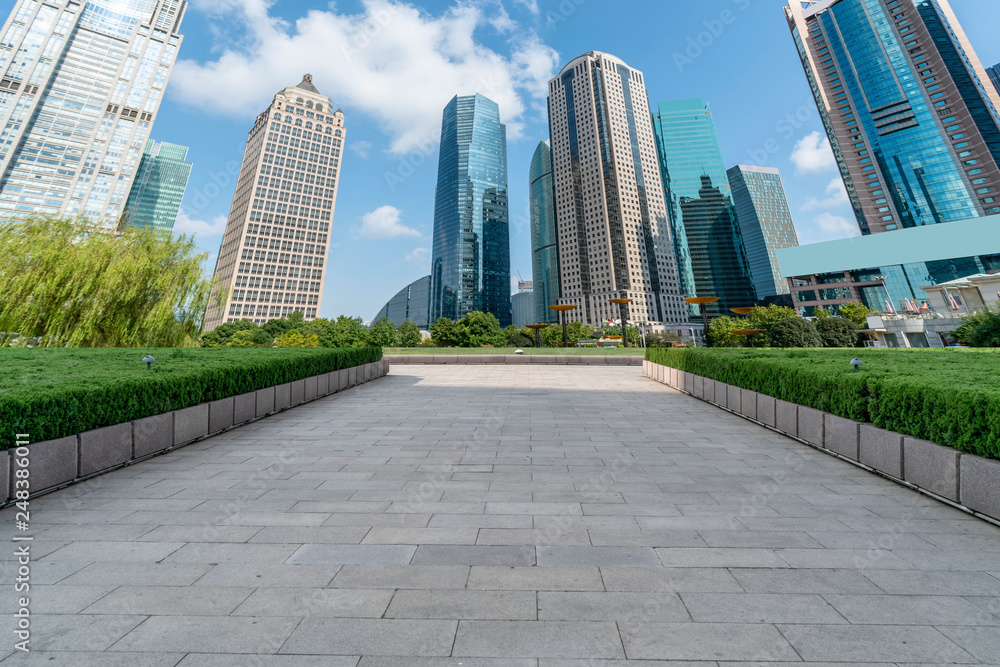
xmin=2 ymin=364 xmax=1000 ymax=664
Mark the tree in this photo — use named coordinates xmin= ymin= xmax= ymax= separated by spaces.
xmin=226 ymin=329 xmax=259 ymax=348
xmin=838 ymin=302 xmax=872 ymax=328
xmin=397 ymin=319 xmax=422 ymax=347
xmin=816 ymin=317 xmax=859 ymax=348
xmin=430 ymin=317 xmax=463 ymax=347
xmin=366 ymin=317 xmax=400 ymax=347
xmin=274 ymin=329 xmax=319 ymax=348
xmin=954 ymin=306 xmax=1000 ymax=347
xmin=541 ymin=320 xmax=595 ymax=346
xmin=201 ymin=319 xmax=258 ymax=347
xmin=746 ymin=304 xmax=797 ymax=332
xmin=318 ymin=315 xmax=367 ymax=348
xmin=507 ymin=333 xmax=534 ymax=348
xmin=457 ymin=311 xmax=504 ymax=347
xmin=813 ymin=305 xmax=832 ymax=319
xmin=603 ymin=324 xmax=641 ymax=346
xmin=706 ymin=316 xmax=742 ymax=347
xmin=0 ymin=215 xmax=214 ymax=347
xmin=769 ymin=317 xmax=822 ymax=348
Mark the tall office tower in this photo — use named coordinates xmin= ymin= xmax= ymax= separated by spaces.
xmin=430 ymin=94 xmax=511 ymax=326
xmin=123 ymin=140 xmax=192 ymax=231
xmin=547 ymin=52 xmax=686 ymax=327
xmin=988 ymin=63 xmax=1000 ymax=98
xmin=0 ymin=0 xmax=186 ymax=221
xmin=727 ymin=165 xmax=800 ymax=301
xmin=652 ymin=99 xmax=756 ymax=318
xmin=785 ymin=0 xmax=1000 ymax=235
xmin=529 ymin=140 xmax=560 ymax=323
xmin=510 ymin=281 xmax=534 ymax=329
xmin=203 ymin=75 xmax=345 ymax=331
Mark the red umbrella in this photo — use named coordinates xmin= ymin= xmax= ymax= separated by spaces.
xmin=948 ymin=294 xmax=960 ymax=311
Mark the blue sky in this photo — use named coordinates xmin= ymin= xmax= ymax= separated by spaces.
xmin=155 ymin=0 xmax=1000 ymax=320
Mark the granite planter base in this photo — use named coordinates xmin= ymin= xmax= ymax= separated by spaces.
xmin=2 ymin=359 xmax=386 ymax=504
xmin=644 ymin=360 xmax=1000 ymax=524
xmin=385 ymin=355 xmax=643 ymax=365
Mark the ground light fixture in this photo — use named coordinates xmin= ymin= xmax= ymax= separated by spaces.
xmin=851 ymin=358 xmax=864 ymax=371
xmin=548 ymin=304 xmax=578 ymax=348
xmin=525 ymin=323 xmax=549 ymax=348
xmin=142 ymin=355 xmax=156 ymax=370
xmin=683 ymin=296 xmax=720 ymax=346
xmin=609 ymin=298 xmax=633 ymax=348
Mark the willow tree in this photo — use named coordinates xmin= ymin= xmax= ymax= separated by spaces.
xmin=0 ymin=216 xmax=218 ymax=347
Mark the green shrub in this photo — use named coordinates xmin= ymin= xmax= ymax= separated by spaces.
xmin=507 ymin=333 xmax=534 ymax=348
xmin=0 ymin=347 xmax=382 ymax=448
xmin=645 ymin=347 xmax=1000 ymax=459
xmin=816 ymin=318 xmax=859 ymax=348
xmin=769 ymin=317 xmax=822 ymax=348
xmin=954 ymin=307 xmax=1000 ymax=347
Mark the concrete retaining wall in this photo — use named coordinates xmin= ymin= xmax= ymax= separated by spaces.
xmin=6 ymin=359 xmax=389 ymax=503
xmin=643 ymin=359 xmax=1000 ymax=523
xmin=385 ymin=354 xmax=643 ymax=365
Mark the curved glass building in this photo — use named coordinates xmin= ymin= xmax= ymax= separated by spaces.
xmin=529 ymin=140 xmax=560 ymax=323
xmin=430 ymin=94 xmax=512 ymax=325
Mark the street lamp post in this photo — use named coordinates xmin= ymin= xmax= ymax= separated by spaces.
xmin=525 ymin=323 xmax=549 ymax=348
xmin=683 ymin=296 xmax=720 ymax=346
xmin=548 ymin=304 xmax=579 ymax=348
xmin=609 ymin=298 xmax=633 ymax=348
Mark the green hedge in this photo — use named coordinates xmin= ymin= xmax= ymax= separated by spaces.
xmin=646 ymin=347 xmax=1000 ymax=459
xmin=0 ymin=347 xmax=382 ymax=448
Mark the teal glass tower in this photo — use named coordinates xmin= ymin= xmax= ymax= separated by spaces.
xmin=652 ymin=99 xmax=756 ymax=318
xmin=727 ymin=165 xmax=799 ymax=300
xmin=785 ymin=0 xmax=1000 ymax=235
xmin=124 ymin=140 xmax=192 ymax=231
xmin=988 ymin=63 xmax=1000 ymax=98
xmin=430 ymin=94 xmax=511 ymax=325
xmin=529 ymin=140 xmax=560 ymax=324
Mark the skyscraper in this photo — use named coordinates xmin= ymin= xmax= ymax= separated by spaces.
xmin=988 ymin=63 xmax=1000 ymax=98
xmin=203 ymin=75 xmax=345 ymax=331
xmin=123 ymin=140 xmax=192 ymax=231
xmin=652 ymin=99 xmax=756 ymax=318
xmin=547 ymin=51 xmax=686 ymax=327
xmin=727 ymin=165 xmax=799 ymax=301
xmin=430 ymin=94 xmax=511 ymax=326
xmin=529 ymin=140 xmax=560 ymax=323
xmin=0 ymin=0 xmax=186 ymax=222
xmin=785 ymin=0 xmax=1000 ymax=235
xmin=510 ymin=280 xmax=534 ymax=329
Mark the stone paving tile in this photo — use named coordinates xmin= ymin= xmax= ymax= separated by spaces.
xmin=5 ymin=365 xmax=1000 ymax=663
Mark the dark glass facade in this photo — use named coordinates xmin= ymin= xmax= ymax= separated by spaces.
xmin=989 ymin=63 xmax=1000 ymax=98
xmin=124 ymin=140 xmax=192 ymax=231
xmin=652 ymin=99 xmax=756 ymax=318
xmin=430 ymin=94 xmax=511 ymax=325
xmin=726 ymin=165 xmax=800 ymax=300
xmin=785 ymin=0 xmax=1000 ymax=235
xmin=529 ymin=140 xmax=560 ymax=323
xmin=372 ymin=275 xmax=431 ymax=329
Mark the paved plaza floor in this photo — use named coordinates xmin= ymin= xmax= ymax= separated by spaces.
xmin=3 ymin=364 xmax=1000 ymax=665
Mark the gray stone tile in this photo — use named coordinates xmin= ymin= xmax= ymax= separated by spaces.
xmin=25 ymin=615 xmax=145 ymax=652
xmin=26 ymin=585 xmax=116 ymax=614
xmin=0 ymin=652 xmax=184 ymax=666
xmin=601 ymin=567 xmax=743 ymax=593
xmin=619 ymin=622 xmax=798 ymax=661
xmin=82 ymin=586 xmax=253 ymax=615
xmin=778 ymin=624 xmax=976 ymax=663
xmin=178 ymin=656 xmax=358 ymax=667
xmin=193 ymin=562 xmax=338 ymax=588
xmin=538 ymin=591 xmax=688 ymax=621
xmin=862 ymin=569 xmax=1000 ymax=596
xmin=653 ymin=548 xmax=789 ymax=569
xmin=682 ymin=593 xmax=846 ymax=623
xmin=536 ymin=546 xmax=661 ymax=567
xmin=468 ymin=566 xmax=604 ymax=591
xmin=453 ymin=620 xmax=624 ymax=659
xmin=332 ymin=565 xmax=470 ymax=589
xmin=165 ymin=542 xmax=298 ymax=563
xmin=358 ymin=660 xmax=533 ymax=667
xmin=730 ymin=568 xmax=883 ymax=594
xmin=233 ymin=587 xmax=393 ymax=618
xmin=280 ymin=618 xmax=457 ymax=656
xmin=287 ymin=544 xmax=416 ymax=565
xmin=825 ymin=594 xmax=1000 ymax=625
xmin=386 ymin=589 xmax=536 ymax=620
xmin=410 ymin=545 xmax=535 ymax=566
xmin=60 ymin=562 xmax=212 ymax=586
xmin=110 ymin=616 xmax=300 ymax=654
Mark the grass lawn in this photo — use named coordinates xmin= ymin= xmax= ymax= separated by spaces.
xmin=647 ymin=347 xmax=1000 ymax=457
xmin=384 ymin=347 xmax=646 ymax=356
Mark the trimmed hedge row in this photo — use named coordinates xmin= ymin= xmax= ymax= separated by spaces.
xmin=0 ymin=347 xmax=382 ymax=447
xmin=647 ymin=347 xmax=1000 ymax=459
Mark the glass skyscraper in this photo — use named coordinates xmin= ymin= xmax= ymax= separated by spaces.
xmin=123 ymin=140 xmax=191 ymax=231
xmin=727 ymin=165 xmax=799 ymax=300
xmin=988 ymin=63 xmax=1000 ymax=98
xmin=0 ymin=0 xmax=186 ymax=222
xmin=785 ymin=0 xmax=1000 ymax=235
xmin=652 ymin=99 xmax=756 ymax=318
xmin=529 ymin=140 xmax=560 ymax=324
xmin=430 ymin=94 xmax=511 ymax=326
xmin=372 ymin=275 xmax=431 ymax=329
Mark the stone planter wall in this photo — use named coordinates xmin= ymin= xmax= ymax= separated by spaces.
xmin=643 ymin=360 xmax=1000 ymax=523
xmin=385 ymin=355 xmax=643 ymax=365
xmin=4 ymin=359 xmax=389 ymax=503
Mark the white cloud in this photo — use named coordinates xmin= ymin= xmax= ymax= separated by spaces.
xmin=171 ymin=0 xmax=560 ymax=154
xmin=405 ymin=247 xmax=429 ymax=263
xmin=357 ymin=205 xmax=421 ymax=239
xmin=802 ymin=177 xmax=849 ymax=211
xmin=790 ymin=131 xmax=837 ymax=173
xmin=350 ymin=140 xmax=372 ymax=159
xmin=815 ymin=212 xmax=860 ymax=237
xmin=173 ymin=210 xmax=228 ymax=237
xmin=514 ymin=0 xmax=539 ymax=14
